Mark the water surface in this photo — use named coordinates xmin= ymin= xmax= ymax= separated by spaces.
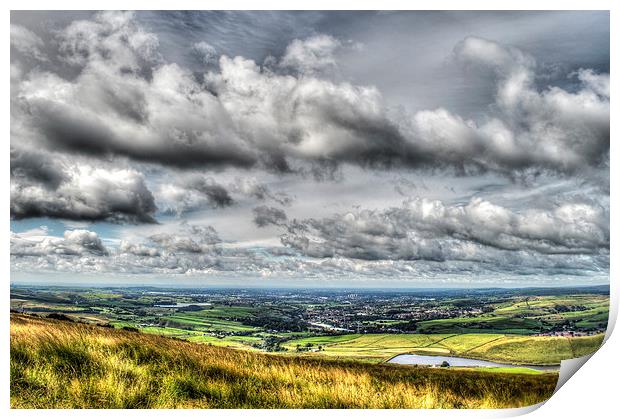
xmin=154 ymin=302 xmax=212 ymax=308
xmin=388 ymin=354 xmax=558 ymax=371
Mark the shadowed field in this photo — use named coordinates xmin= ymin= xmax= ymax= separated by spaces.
xmin=10 ymin=314 xmax=558 ymax=409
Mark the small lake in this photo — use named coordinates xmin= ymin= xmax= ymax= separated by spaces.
xmin=388 ymin=354 xmax=558 ymax=371
xmin=154 ymin=302 xmax=212 ymax=308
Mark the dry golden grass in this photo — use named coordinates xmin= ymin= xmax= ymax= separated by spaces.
xmin=11 ymin=314 xmax=558 ymax=409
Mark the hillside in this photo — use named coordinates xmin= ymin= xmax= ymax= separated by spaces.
xmin=10 ymin=314 xmax=559 ymax=408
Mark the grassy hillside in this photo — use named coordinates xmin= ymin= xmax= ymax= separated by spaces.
xmin=10 ymin=314 xmax=558 ymax=409
xmin=284 ymin=333 xmax=604 ymax=365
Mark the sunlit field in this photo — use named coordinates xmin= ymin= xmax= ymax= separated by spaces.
xmin=10 ymin=314 xmax=559 ymax=409
xmin=283 ymin=333 xmax=605 ymax=364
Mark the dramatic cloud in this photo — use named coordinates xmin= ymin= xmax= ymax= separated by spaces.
xmin=11 ymin=223 xmax=222 ymax=273
xmin=157 ymin=175 xmax=233 ymax=215
xmin=156 ymin=175 xmax=292 ymax=215
xmin=118 ymin=241 xmax=160 ymax=257
xmin=9 ymin=11 xmax=610 ymax=286
xmin=423 ymin=36 xmax=611 ymax=173
xmin=279 ymin=34 xmax=342 ymax=75
xmin=10 ymin=147 xmax=68 ymax=190
xmin=281 ymin=198 xmax=609 ymax=260
xmin=11 ymin=229 xmax=108 ymax=257
xmin=10 ymin=224 xmax=608 ymax=284
xmin=209 ymin=55 xmax=414 ymax=174
xmin=11 ymin=161 xmax=157 ymax=223
xmin=252 ymin=205 xmax=288 ymax=227
xmin=11 ymin=12 xmax=609 ymax=181
xmin=12 ymin=13 xmax=254 ymax=170
xmin=230 ymin=177 xmax=293 ymax=206
xmin=148 ymin=223 xmax=220 ymax=254
xmin=57 ymin=11 xmax=160 ymax=68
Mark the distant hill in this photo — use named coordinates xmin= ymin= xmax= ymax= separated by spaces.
xmin=10 ymin=314 xmax=559 ymax=408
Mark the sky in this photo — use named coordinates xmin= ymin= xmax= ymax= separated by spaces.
xmin=9 ymin=11 xmax=610 ymax=288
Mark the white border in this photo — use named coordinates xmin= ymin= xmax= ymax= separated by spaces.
xmin=3 ymin=2 xmax=617 ymax=418
xmin=4 ymin=1 xmax=617 ymax=10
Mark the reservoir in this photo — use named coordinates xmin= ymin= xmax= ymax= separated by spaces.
xmin=388 ymin=354 xmax=559 ymax=371
xmin=154 ymin=302 xmax=212 ymax=308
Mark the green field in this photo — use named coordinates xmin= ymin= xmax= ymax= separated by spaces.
xmin=415 ymin=316 xmax=542 ymax=334
xmin=10 ymin=314 xmax=559 ymax=409
xmin=284 ymin=332 xmax=604 ymax=365
xmin=413 ymin=294 xmax=609 ymax=334
xmin=163 ymin=313 xmax=259 ymax=332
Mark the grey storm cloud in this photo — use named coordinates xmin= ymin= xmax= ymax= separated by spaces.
xmin=157 ymin=175 xmax=233 ymax=215
xmin=230 ymin=177 xmax=293 ymax=206
xmin=10 ymin=12 xmax=610 ymax=180
xmin=435 ymin=37 xmax=611 ymax=173
xmin=11 ymin=229 xmax=108 ymax=257
xmin=252 ymin=205 xmax=288 ymax=227
xmin=10 ymin=156 xmax=157 ymax=223
xmin=148 ymin=223 xmax=221 ymax=254
xmin=281 ymin=198 xmax=609 ymax=261
xmin=156 ymin=175 xmax=292 ymax=216
xmin=10 ymin=147 xmax=68 ymax=190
